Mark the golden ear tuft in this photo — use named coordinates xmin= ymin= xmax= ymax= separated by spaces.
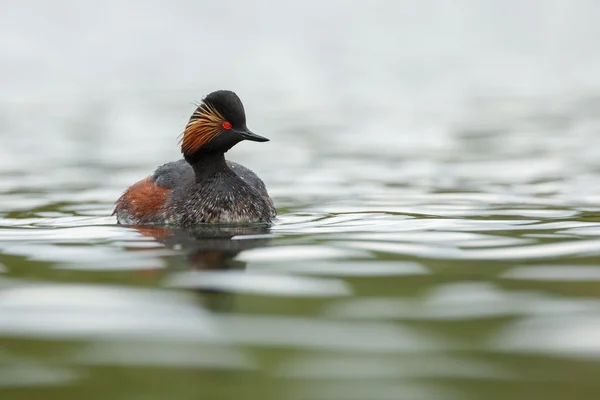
xmin=180 ymin=103 xmax=225 ymax=154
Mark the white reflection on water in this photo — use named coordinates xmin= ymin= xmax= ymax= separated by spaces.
xmin=289 ymin=382 xmax=457 ymax=400
xmin=0 ymin=283 xmax=218 ymax=340
xmin=458 ymin=239 xmax=600 ymax=260
xmin=491 ymin=316 xmax=600 ymax=359
xmin=166 ymin=271 xmax=351 ymax=297
xmin=217 ymin=315 xmax=446 ymax=353
xmin=237 ymin=245 xmax=369 ymax=262
xmin=558 ymin=226 xmax=600 ymax=237
xmin=325 ymin=283 xmax=600 ymax=321
xmin=338 ymin=238 xmax=600 ymax=260
xmin=0 ymin=364 xmax=79 ymax=388
xmin=502 ymin=265 xmax=600 ymax=281
xmin=0 ymin=242 xmax=169 ymax=270
xmin=0 ymin=280 xmax=447 ymax=353
xmin=250 ymin=260 xmax=428 ymax=277
xmin=277 ymin=354 xmax=513 ymax=380
xmin=74 ymin=341 xmax=255 ymax=369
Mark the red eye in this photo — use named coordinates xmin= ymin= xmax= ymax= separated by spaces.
xmin=222 ymin=121 xmax=232 ymax=130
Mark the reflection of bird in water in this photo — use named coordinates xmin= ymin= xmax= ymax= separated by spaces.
xmin=132 ymin=224 xmax=273 ymax=311
xmin=135 ymin=223 xmax=271 ymax=269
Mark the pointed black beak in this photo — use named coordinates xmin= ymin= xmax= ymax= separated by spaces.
xmin=234 ymin=128 xmax=269 ymax=142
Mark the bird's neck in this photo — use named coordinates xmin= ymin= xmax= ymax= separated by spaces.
xmin=186 ymin=152 xmax=229 ymax=180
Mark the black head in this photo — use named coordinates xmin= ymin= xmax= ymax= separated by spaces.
xmin=203 ymin=90 xmax=247 ymax=127
xmin=180 ymin=90 xmax=268 ymax=160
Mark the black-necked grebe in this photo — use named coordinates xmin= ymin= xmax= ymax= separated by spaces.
xmin=114 ymin=90 xmax=276 ymax=226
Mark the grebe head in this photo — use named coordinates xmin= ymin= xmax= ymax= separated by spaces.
xmin=180 ymin=90 xmax=268 ymax=161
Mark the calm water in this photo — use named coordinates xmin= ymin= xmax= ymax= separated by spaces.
xmin=2 ymin=1 xmax=600 ymax=399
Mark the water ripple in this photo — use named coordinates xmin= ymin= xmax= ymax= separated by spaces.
xmin=165 ymin=271 xmax=352 ymax=297
xmin=0 ymin=282 xmax=218 ymax=340
xmin=325 ymin=283 xmax=600 ymax=321
xmin=2 ymin=3 xmax=600 ymax=397
xmin=490 ymin=316 xmax=600 ymax=358
xmin=502 ymin=265 xmax=600 ymax=281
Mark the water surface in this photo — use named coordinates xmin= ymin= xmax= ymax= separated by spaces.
xmin=2 ymin=1 xmax=600 ymax=399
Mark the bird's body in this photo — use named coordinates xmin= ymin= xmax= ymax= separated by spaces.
xmin=114 ymin=90 xmax=276 ymax=226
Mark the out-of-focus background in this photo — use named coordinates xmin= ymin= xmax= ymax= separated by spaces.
xmin=2 ymin=1 xmax=600 ymax=399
